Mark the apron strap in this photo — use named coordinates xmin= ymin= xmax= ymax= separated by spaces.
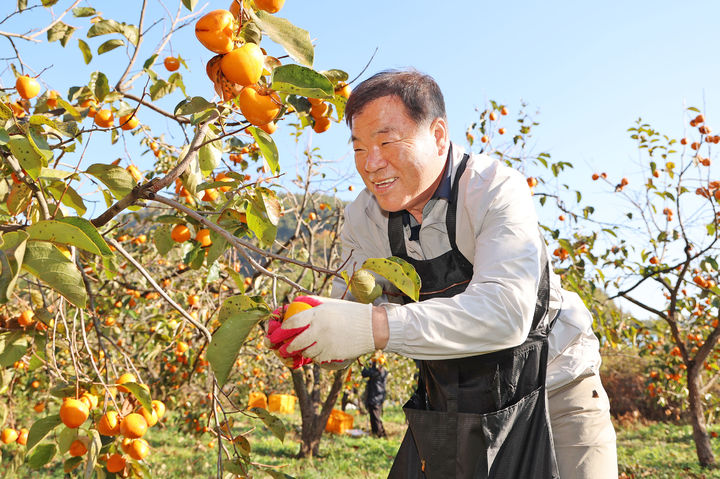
xmin=531 ymin=239 xmax=551 ymax=332
xmin=446 ymin=153 xmax=470 ymax=252
xmin=388 ymin=211 xmax=406 ymax=257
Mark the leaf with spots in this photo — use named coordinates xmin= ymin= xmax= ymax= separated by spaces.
xmin=362 ymin=256 xmax=421 ymax=302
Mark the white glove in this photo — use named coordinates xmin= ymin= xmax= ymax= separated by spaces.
xmin=282 ymin=296 xmax=376 ymax=364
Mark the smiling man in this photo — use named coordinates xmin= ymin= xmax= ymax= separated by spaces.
xmin=272 ymin=69 xmax=618 ymax=478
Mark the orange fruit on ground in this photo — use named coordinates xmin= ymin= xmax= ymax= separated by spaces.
xmin=69 ymin=439 xmax=88 ymax=457
xmin=195 ymin=10 xmax=237 ymax=54
xmin=171 ymin=224 xmax=192 ymax=243
xmin=1 ymin=428 xmax=19 ymax=444
xmin=196 ymin=228 xmax=212 ymax=247
xmin=16 ymin=428 xmax=28 ymax=446
xmin=284 ymin=301 xmax=313 ymax=321
xmin=238 ymin=85 xmax=281 ymax=126
xmin=120 ymin=114 xmax=139 ymax=130
xmin=164 ymin=56 xmax=180 ymax=72
xmin=313 ymin=116 xmax=331 ymax=134
xmin=151 ymin=400 xmax=166 ymax=419
xmin=16 ymin=75 xmax=40 ymax=99
xmin=18 ymin=310 xmax=34 ymax=327
xmin=120 ymin=413 xmax=148 ymax=439
xmin=97 ymin=411 xmax=121 ymax=436
xmin=126 ymin=164 xmax=142 ymax=182
xmin=116 ymin=373 xmax=137 ymax=393
xmin=106 ymin=453 xmax=126 ymax=473
xmin=60 ymin=398 xmax=90 ymax=428
xmin=254 ymin=0 xmax=285 ymax=13
xmin=94 ymin=109 xmax=114 ymax=128
xmin=128 ymin=438 xmax=150 ymax=460
xmin=220 ymin=43 xmax=264 ymax=87
xmin=138 ymin=407 xmax=158 ymax=427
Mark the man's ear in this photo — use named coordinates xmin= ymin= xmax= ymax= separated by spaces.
xmin=430 ymin=117 xmax=449 ymax=156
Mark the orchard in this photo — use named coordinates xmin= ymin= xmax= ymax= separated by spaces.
xmin=1 ymin=1 xmax=720 ymax=478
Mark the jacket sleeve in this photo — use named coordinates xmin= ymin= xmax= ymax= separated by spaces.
xmin=382 ymin=163 xmax=544 ymax=359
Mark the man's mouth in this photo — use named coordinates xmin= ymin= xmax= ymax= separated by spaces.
xmin=372 ymin=178 xmax=397 ymax=190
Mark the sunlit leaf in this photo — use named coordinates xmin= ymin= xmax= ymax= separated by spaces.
xmin=252 ymin=10 xmax=313 ymax=66
xmin=207 ymin=308 xmax=267 ymax=387
xmin=98 ymin=39 xmax=124 ymax=54
xmin=271 ymin=64 xmax=333 ymax=99
xmin=86 ymin=163 xmax=136 ymax=199
xmin=0 ymin=331 xmax=28 ymax=368
xmin=78 ymin=39 xmax=92 ymax=64
xmin=22 ymin=241 xmax=87 ymax=308
xmin=363 ymin=257 xmax=421 ymax=302
xmin=249 ymin=126 xmax=279 ymax=174
xmin=26 ymin=414 xmax=62 ymax=451
xmin=27 ymin=443 xmax=57 ymax=469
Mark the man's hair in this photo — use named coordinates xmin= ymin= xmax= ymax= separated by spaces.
xmin=344 ymin=69 xmax=447 ymax=128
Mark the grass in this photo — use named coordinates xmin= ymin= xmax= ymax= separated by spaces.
xmin=5 ymin=406 xmax=720 ymax=478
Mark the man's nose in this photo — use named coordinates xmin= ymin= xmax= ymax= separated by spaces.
xmin=364 ymin=147 xmax=386 ymax=172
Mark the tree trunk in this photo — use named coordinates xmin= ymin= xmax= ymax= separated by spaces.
xmin=292 ymin=365 xmax=347 ymax=458
xmin=687 ymin=363 xmax=716 ymax=468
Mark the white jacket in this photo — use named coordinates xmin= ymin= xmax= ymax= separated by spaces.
xmin=332 ymin=145 xmax=601 ymax=391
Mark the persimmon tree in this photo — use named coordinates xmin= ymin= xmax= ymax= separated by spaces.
xmin=0 ymin=0 xmax=395 ymax=476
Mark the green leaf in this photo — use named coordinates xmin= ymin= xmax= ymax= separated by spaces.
xmin=78 ymin=39 xmax=92 ymax=64
xmin=41 ymin=0 xmax=59 ymax=6
xmin=168 ymin=72 xmax=187 ymax=97
xmin=6 ymin=182 xmax=33 ymax=216
xmin=72 ymin=7 xmax=96 ymax=17
xmin=271 ymin=64 xmax=333 ymax=99
xmin=199 ymin=134 xmax=221 ymax=176
xmin=0 ymin=240 xmax=26 ymax=303
xmin=120 ymin=382 xmax=152 ymax=412
xmin=38 ymin=168 xmax=73 ymax=181
xmin=91 ymin=71 xmax=110 ymax=102
xmin=85 ymin=163 xmax=136 ymax=199
xmin=150 ymin=79 xmax=176 ymax=101
xmin=56 ymin=98 xmax=81 ymax=119
xmin=0 ymin=331 xmax=29 ymax=368
xmin=98 ymin=38 xmax=124 ymax=54
xmin=47 ymin=21 xmax=76 ymax=47
xmin=28 ymin=443 xmax=57 ymax=469
xmin=249 ymin=126 xmax=279 ymax=174
xmin=252 ymin=11 xmax=313 ymax=67
xmin=87 ymin=19 xmax=138 ymax=45
xmin=218 ymin=295 xmax=267 ymax=324
xmin=18 ymin=0 xmax=28 ymax=11
xmin=205 ymin=229 xmax=228 ymax=266
xmin=61 ymin=217 xmax=113 ymax=256
xmin=181 ymin=0 xmax=198 ymax=11
xmin=154 ymin=224 xmax=174 ymax=255
xmin=143 ymin=54 xmax=158 ymax=70
xmin=174 ymin=96 xmax=215 ymax=116
xmin=321 ymin=69 xmax=349 ymax=83
xmin=207 ymin=309 xmax=267 ymax=387
xmin=246 ymin=188 xmax=280 ymax=247
xmin=252 ymin=407 xmax=286 ymax=442
xmin=27 ymin=220 xmax=103 ymax=256
xmin=46 ymin=182 xmax=87 ymax=216
xmin=22 ymin=241 xmax=87 ymax=308
xmin=7 ymin=134 xmax=44 ymax=179
xmin=363 ymin=256 xmax=421 ymax=302
xmin=26 ymin=414 xmax=63 ymax=451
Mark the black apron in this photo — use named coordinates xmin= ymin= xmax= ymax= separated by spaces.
xmin=387 ymin=154 xmax=559 ymax=479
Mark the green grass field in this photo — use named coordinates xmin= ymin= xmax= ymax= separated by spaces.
xmin=4 ymin=406 xmax=720 ymax=478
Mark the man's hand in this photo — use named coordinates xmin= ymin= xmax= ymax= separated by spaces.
xmin=282 ymin=296 xmax=375 ymax=364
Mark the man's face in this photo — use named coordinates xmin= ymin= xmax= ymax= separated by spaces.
xmin=351 ymin=96 xmax=448 ymax=221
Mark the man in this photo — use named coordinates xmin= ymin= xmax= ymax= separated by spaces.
xmin=275 ymin=69 xmax=617 ymax=478
xmin=362 ymin=353 xmax=389 ymax=438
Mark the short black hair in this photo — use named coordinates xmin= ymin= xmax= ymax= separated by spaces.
xmin=345 ymin=69 xmax=446 ymax=129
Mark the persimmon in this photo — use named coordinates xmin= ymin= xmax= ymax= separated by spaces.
xmin=164 ymin=56 xmax=180 ymax=72
xmin=151 ymin=400 xmax=166 ymax=419
xmin=60 ymin=398 xmax=90 ymax=428
xmin=15 ymin=75 xmax=40 ymax=100
xmin=229 ymin=0 xmax=241 ymax=18
xmin=126 ymin=164 xmax=142 ymax=182
xmin=46 ymin=90 xmax=58 ymax=109
xmin=260 ymin=121 xmax=277 ymax=134
xmin=680 ymin=137 xmax=688 ymax=145
xmin=106 ymin=453 xmax=126 ymax=473
xmin=480 ymin=135 xmax=489 ymax=143
xmin=195 ymin=10 xmax=237 ymax=54
xmin=501 ymin=106 xmax=509 ymax=115
xmin=94 ymin=109 xmax=114 ymax=128
xmin=221 ymin=43 xmax=264 ymax=86
xmin=120 ymin=413 xmax=148 ymax=439
xmin=128 ymin=438 xmax=150 ymax=460
xmin=33 ymin=402 xmax=45 ymax=413
xmin=171 ymin=224 xmax=191 ymax=243
xmin=138 ymin=407 xmax=158 ymax=427
xmin=97 ymin=411 xmax=121 ymax=436
xmin=489 ymin=112 xmax=497 ymax=121
xmin=120 ymin=114 xmax=139 ymax=130
xmin=116 ymin=372 xmax=137 ymax=393
xmin=16 ymin=428 xmax=28 ymax=446
xmin=308 ymin=211 xmax=318 ymax=221
xmin=592 ymin=173 xmax=600 ymax=180
xmin=215 ymin=172 xmax=234 ymax=192
xmin=335 ymin=82 xmax=351 ymax=99
xmin=284 ymin=301 xmax=313 ymax=321
xmin=80 ymin=392 xmax=98 ymax=410
xmin=69 ymin=439 xmax=88 ymax=457
xmin=239 ymin=85 xmax=281 ymax=126
xmin=498 ymin=127 xmax=506 ymax=135
xmin=18 ymin=310 xmax=34 ymax=327
xmin=1 ymin=428 xmax=18 ymax=444
xmin=202 ymin=188 xmax=219 ymax=202
xmin=313 ymin=116 xmax=331 ymax=134
xmin=9 ymin=101 xmax=26 ymax=118
xmin=255 ymin=0 xmax=285 ymax=13
xmin=310 ymin=102 xmax=328 ymax=118
xmin=526 ymin=177 xmax=538 ymax=188
xmin=196 ymin=228 xmax=212 ymax=247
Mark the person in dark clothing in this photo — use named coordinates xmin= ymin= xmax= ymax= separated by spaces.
xmin=362 ymin=355 xmax=388 ymax=438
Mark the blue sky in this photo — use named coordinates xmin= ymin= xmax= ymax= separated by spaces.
xmin=4 ymin=1 xmax=720 ymax=317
